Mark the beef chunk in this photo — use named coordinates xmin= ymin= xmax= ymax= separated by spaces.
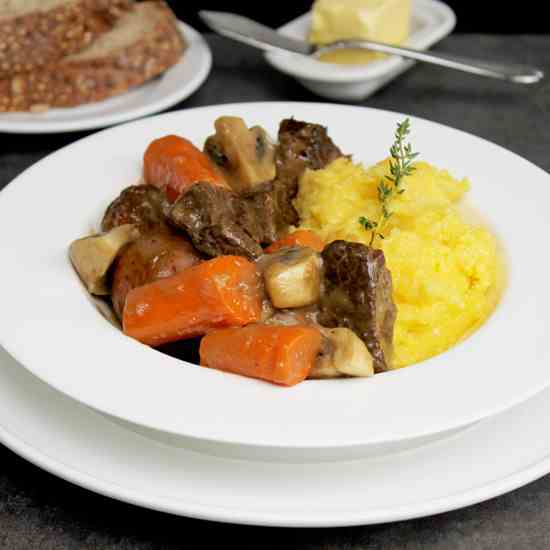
xmin=319 ymin=240 xmax=397 ymax=373
xmin=168 ymin=182 xmax=264 ymax=260
xmin=269 ymin=178 xmax=301 ymax=228
xmin=101 ymin=184 xmax=168 ymax=234
xmin=168 ymin=179 xmax=298 ymax=260
xmin=277 ymin=118 xmax=343 ymax=177
xmin=274 ymin=118 xmax=343 ymax=225
xmin=241 ymin=181 xmax=283 ymax=243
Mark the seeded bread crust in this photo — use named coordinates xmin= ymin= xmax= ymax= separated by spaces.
xmin=0 ymin=2 xmax=186 ymax=112
xmin=0 ymin=0 xmax=133 ymax=78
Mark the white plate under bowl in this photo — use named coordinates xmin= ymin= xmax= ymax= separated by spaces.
xmin=2 ymin=344 xmax=550 ymax=527
xmin=0 ymin=102 xmax=549 ymax=460
xmin=265 ymin=0 xmax=456 ymax=101
xmin=0 ymin=21 xmax=211 ymax=134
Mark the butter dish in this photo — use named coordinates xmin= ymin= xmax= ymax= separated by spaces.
xmin=264 ymin=0 xmax=456 ymax=101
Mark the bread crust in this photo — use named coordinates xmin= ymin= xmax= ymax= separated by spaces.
xmin=0 ymin=0 xmax=133 ymax=78
xmin=0 ymin=2 xmax=186 ymax=112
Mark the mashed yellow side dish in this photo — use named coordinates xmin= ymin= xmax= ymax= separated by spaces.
xmin=295 ymin=157 xmax=500 ymax=368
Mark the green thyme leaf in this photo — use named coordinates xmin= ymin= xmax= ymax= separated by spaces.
xmin=360 ymin=118 xmax=419 ymax=246
xmin=359 ymin=216 xmax=378 ymax=231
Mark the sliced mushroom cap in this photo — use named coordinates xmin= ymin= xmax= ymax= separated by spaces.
xmin=69 ymin=224 xmax=139 ymax=295
xmin=204 ymin=116 xmax=276 ymax=193
xmin=261 ymin=247 xmax=321 ymax=309
xmin=308 ymin=328 xmax=374 ymax=379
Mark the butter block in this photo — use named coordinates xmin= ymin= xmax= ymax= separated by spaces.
xmin=309 ymin=0 xmax=412 ymax=46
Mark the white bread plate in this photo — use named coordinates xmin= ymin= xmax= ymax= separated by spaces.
xmin=265 ymin=0 xmax=456 ymax=101
xmin=0 ymin=21 xmax=211 ymax=134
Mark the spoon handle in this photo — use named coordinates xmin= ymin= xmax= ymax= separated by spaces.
xmin=199 ymin=10 xmax=544 ymax=85
xmin=319 ymin=41 xmax=544 ymax=84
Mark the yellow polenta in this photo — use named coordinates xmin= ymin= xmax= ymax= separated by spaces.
xmin=295 ymin=157 xmax=499 ymax=368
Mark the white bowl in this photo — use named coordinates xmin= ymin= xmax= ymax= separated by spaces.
xmin=265 ymin=0 xmax=456 ymax=101
xmin=6 ymin=343 xmax=550 ymax=525
xmin=0 ymin=102 xmax=549 ymax=462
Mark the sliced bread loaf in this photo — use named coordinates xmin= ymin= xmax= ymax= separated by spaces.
xmin=0 ymin=0 xmax=133 ymax=78
xmin=0 ymin=1 xmax=186 ymax=112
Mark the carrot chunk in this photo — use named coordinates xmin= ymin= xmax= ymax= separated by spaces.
xmin=200 ymin=324 xmax=323 ymax=386
xmin=143 ymin=134 xmax=228 ymax=202
xmin=265 ymin=229 xmax=325 ymax=254
xmin=123 ymin=256 xmax=262 ymax=346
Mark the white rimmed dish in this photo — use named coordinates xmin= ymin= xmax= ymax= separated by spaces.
xmin=0 ymin=102 xmax=548 ymax=461
xmin=265 ymin=0 xmax=456 ymax=101
xmin=0 ymin=21 xmax=211 ymax=134
xmin=3 ymin=343 xmax=550 ymax=527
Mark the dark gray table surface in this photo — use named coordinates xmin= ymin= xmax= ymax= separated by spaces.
xmin=1 ymin=34 xmax=550 ymax=549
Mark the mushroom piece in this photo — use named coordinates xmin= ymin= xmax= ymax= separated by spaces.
xmin=308 ymin=328 xmax=374 ymax=379
xmin=261 ymin=247 xmax=322 ymax=309
xmin=69 ymin=224 xmax=139 ymax=295
xmin=204 ymin=116 xmax=276 ymax=193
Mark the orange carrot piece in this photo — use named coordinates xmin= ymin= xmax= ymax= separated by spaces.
xmin=143 ymin=134 xmax=228 ymax=203
xmin=123 ymin=256 xmax=262 ymax=346
xmin=200 ymin=324 xmax=322 ymax=386
xmin=265 ymin=229 xmax=325 ymax=254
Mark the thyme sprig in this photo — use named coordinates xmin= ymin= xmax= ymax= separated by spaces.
xmin=359 ymin=118 xmax=419 ymax=245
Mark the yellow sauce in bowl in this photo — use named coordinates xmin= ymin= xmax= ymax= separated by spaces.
xmin=316 ymin=48 xmax=385 ymax=65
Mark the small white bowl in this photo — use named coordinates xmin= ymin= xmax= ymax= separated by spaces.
xmin=265 ymin=0 xmax=456 ymax=101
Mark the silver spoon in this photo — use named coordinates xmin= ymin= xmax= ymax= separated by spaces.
xmin=199 ymin=10 xmax=544 ymax=85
